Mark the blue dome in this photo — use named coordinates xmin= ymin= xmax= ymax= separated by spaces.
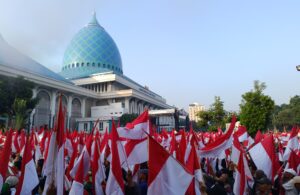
xmin=60 ymin=13 xmax=123 ymax=79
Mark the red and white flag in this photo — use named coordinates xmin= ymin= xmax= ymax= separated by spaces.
xmin=147 ymin=136 xmax=193 ymax=195
xmin=233 ymin=151 xmax=253 ymax=195
xmin=105 ymin=121 xmax=124 ymax=195
xmin=282 ymin=127 xmax=299 ymax=161
xmin=185 ymin=142 xmax=204 ymax=195
xmin=124 ymin=138 xmax=148 ymax=165
xmin=69 ymin=156 xmax=84 ymax=195
xmin=199 ymin=116 xmax=236 ymax=158
xmin=16 ymin=135 xmax=39 ymax=195
xmin=117 ymin=110 xmax=149 ymax=139
xmin=0 ymin=130 xmax=12 ymax=190
xmin=70 ymin=135 xmax=93 ymax=179
xmin=42 ymin=95 xmax=65 ymax=195
xmin=92 ymin=138 xmax=105 ymax=195
xmin=249 ymin=134 xmax=280 ymax=181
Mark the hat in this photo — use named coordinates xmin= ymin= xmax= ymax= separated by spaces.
xmin=257 ymin=177 xmax=272 ymax=185
xmin=5 ymin=176 xmax=19 ymax=187
xmin=284 ymin=168 xmax=297 ymax=176
xmin=292 ymin=176 xmax=300 ymax=184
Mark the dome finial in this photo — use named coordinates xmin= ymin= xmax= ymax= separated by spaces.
xmin=88 ymin=11 xmax=100 ymax=26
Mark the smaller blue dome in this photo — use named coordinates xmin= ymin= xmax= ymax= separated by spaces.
xmin=60 ymin=13 xmax=123 ymax=79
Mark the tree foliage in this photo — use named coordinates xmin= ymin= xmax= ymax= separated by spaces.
xmin=197 ymin=96 xmax=226 ymax=131
xmin=0 ymin=76 xmax=39 ymax=128
xmin=119 ymin=113 xmax=138 ymax=126
xmin=272 ymin=95 xmax=300 ymax=129
xmin=239 ymin=80 xmax=275 ymax=136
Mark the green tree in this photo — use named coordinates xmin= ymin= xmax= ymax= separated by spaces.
xmin=119 ymin=113 xmax=138 ymax=126
xmin=239 ymin=80 xmax=275 ymax=136
xmin=13 ymin=99 xmax=28 ymax=130
xmin=272 ymin=95 xmax=300 ymax=129
xmin=197 ymin=96 xmax=226 ymax=131
xmin=0 ymin=76 xmax=39 ymax=127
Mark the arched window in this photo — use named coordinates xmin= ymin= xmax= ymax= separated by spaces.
xmin=92 ymin=63 xmax=95 ymax=67
xmin=76 ymin=63 xmax=79 ymax=67
xmin=103 ymin=64 xmax=106 ymax=68
xmin=98 ymin=63 xmax=101 ymax=67
xmin=81 ymin=63 xmax=84 ymax=67
xmin=87 ymin=62 xmax=90 ymax=66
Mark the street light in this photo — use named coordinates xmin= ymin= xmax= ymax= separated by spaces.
xmin=296 ymin=65 xmax=300 ymax=71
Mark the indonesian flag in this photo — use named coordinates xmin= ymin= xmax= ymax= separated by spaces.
xmin=124 ymin=138 xmax=148 ymax=165
xmin=69 ymin=156 xmax=84 ymax=195
xmin=249 ymin=134 xmax=280 ymax=181
xmin=231 ymin=135 xmax=243 ymax=165
xmin=185 ymin=142 xmax=204 ymax=195
xmin=0 ymin=129 xmax=12 ymax=190
xmin=16 ymin=135 xmax=39 ymax=195
xmin=117 ymin=110 xmax=149 ymax=139
xmin=105 ymin=121 xmax=124 ymax=195
xmin=42 ymin=95 xmax=65 ymax=195
xmin=92 ymin=139 xmax=105 ymax=195
xmin=233 ymin=151 xmax=254 ymax=195
xmin=199 ymin=116 xmax=236 ymax=158
xmin=235 ymin=125 xmax=248 ymax=142
xmin=282 ymin=127 xmax=299 ymax=161
xmin=147 ymin=136 xmax=193 ymax=195
xmin=70 ymin=135 xmax=93 ymax=179
xmin=285 ymin=150 xmax=300 ymax=175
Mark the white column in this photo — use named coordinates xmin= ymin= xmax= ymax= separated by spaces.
xmin=50 ymin=91 xmax=57 ymax=128
xmin=124 ymin=98 xmax=130 ymax=114
xmin=30 ymin=87 xmax=38 ymax=129
xmin=81 ymin=98 xmax=86 ymax=118
xmin=67 ymin=96 xmax=73 ymax=129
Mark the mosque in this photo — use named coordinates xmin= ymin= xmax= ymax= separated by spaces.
xmin=0 ymin=13 xmax=172 ymax=131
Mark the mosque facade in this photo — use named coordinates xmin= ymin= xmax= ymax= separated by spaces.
xmin=0 ymin=13 xmax=171 ymax=132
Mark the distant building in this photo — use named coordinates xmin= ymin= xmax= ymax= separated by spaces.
xmin=149 ymin=108 xmax=188 ymax=132
xmin=0 ymin=13 xmax=172 ymax=132
xmin=188 ymin=103 xmax=205 ymax=123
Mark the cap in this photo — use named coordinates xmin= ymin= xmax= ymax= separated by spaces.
xmin=257 ymin=177 xmax=272 ymax=185
xmin=284 ymin=168 xmax=297 ymax=176
xmin=5 ymin=176 xmax=19 ymax=187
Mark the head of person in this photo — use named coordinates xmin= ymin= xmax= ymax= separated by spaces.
xmin=256 ymin=177 xmax=272 ymax=194
xmin=282 ymin=169 xmax=296 ymax=183
xmin=254 ymin=170 xmax=266 ymax=180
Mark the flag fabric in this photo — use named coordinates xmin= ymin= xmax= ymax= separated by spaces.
xmin=124 ymin=138 xmax=148 ymax=165
xmin=233 ymin=150 xmax=254 ymax=195
xmin=42 ymin=95 xmax=65 ymax=195
xmin=199 ymin=116 xmax=236 ymax=158
xmin=92 ymin=138 xmax=105 ymax=195
xmin=16 ymin=135 xmax=39 ymax=195
xmin=185 ymin=142 xmax=203 ymax=195
xmin=69 ymin=155 xmax=84 ymax=195
xmin=249 ymin=134 xmax=280 ymax=181
xmin=282 ymin=127 xmax=299 ymax=161
xmin=117 ymin=110 xmax=149 ymax=139
xmin=70 ymin=135 xmax=93 ymax=179
xmin=0 ymin=129 xmax=12 ymax=190
xmin=147 ymin=136 xmax=193 ymax=195
xmin=105 ymin=121 xmax=125 ymax=195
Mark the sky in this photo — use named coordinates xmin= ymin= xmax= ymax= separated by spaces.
xmin=0 ymin=0 xmax=299 ymax=111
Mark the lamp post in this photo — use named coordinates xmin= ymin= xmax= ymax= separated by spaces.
xmin=296 ymin=65 xmax=300 ymax=71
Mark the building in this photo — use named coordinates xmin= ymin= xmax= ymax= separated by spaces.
xmin=0 ymin=13 xmax=172 ymax=132
xmin=149 ymin=108 xmax=188 ymax=132
xmin=188 ymin=103 xmax=205 ymax=123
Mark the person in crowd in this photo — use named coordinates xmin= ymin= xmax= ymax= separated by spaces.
xmin=1 ymin=176 xmax=19 ymax=195
xmin=125 ymin=170 xmax=140 ymax=195
xmin=291 ymin=176 xmax=300 ymax=193
xmin=282 ymin=169 xmax=298 ymax=195
xmin=256 ymin=177 xmax=273 ymax=195
xmin=205 ymin=169 xmax=229 ymax=195
xmin=138 ymin=169 xmax=148 ymax=195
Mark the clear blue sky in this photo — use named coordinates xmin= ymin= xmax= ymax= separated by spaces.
xmin=0 ymin=0 xmax=299 ymax=111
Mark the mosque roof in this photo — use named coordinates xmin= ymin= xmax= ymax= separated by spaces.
xmin=60 ymin=13 xmax=123 ymax=79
